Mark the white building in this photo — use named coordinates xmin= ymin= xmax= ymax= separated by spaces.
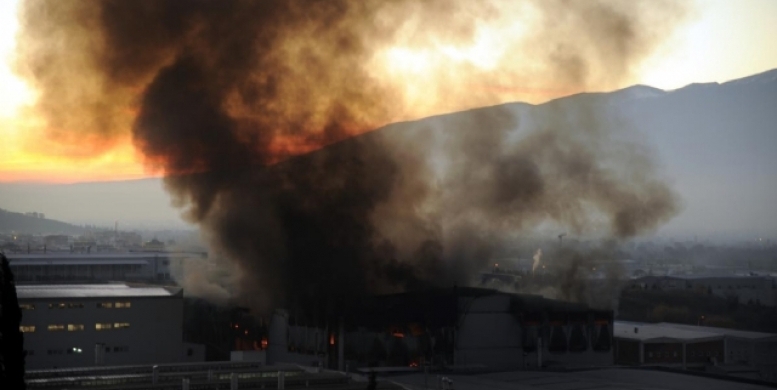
xmin=614 ymin=321 xmax=777 ymax=382
xmin=657 ymin=322 xmax=777 ymax=382
xmin=18 ymin=283 xmax=187 ymax=369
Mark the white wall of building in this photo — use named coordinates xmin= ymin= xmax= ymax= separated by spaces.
xmin=456 ymin=295 xmax=523 ymax=370
xmin=456 ymin=295 xmax=613 ymax=370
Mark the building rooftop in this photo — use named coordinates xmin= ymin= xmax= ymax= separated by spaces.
xmin=10 ymin=259 xmax=148 ymax=266
xmin=614 ymin=321 xmax=722 ymax=343
xmin=17 ymin=283 xmax=181 ymax=299
xmin=655 ymin=323 xmax=777 ymax=341
xmin=7 ymin=252 xmax=205 ymax=261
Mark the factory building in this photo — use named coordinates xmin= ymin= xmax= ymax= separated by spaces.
xmin=268 ymin=287 xmax=614 ymax=371
xmin=614 ymin=322 xmax=724 ymax=368
xmin=7 ymin=252 xmax=205 ymax=283
xmin=17 ymin=283 xmax=192 ymax=369
xmin=614 ymin=321 xmax=777 ymax=382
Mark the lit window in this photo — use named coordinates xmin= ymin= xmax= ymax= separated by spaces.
xmin=48 ymin=324 xmax=65 ymax=331
xmin=114 ymin=322 xmax=130 ymax=329
xmin=115 ymin=302 xmax=131 ymax=309
xmin=66 ymin=347 xmax=83 ymax=354
xmin=49 ymin=303 xmax=67 ymax=309
xmin=19 ymin=304 xmax=35 ymax=310
xmin=19 ymin=325 xmax=36 ymax=333
xmin=68 ymin=303 xmax=84 ymax=309
xmin=67 ymin=324 xmax=85 ymax=331
xmin=97 ymin=302 xmax=114 ymax=309
xmin=95 ymin=323 xmax=113 ymax=331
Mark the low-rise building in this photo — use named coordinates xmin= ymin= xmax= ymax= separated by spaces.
xmin=7 ymin=252 xmax=205 ymax=283
xmin=614 ymin=321 xmax=777 ymax=382
xmin=18 ymin=283 xmax=188 ymax=369
xmin=614 ymin=321 xmax=724 ymax=368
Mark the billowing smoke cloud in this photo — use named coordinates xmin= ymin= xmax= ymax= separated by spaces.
xmin=15 ymin=0 xmax=684 ymax=310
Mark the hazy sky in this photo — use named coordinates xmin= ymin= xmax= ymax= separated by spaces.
xmin=0 ymin=0 xmax=776 ymax=183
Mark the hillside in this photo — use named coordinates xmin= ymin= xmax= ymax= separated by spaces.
xmin=0 ymin=208 xmax=84 ymax=234
xmin=0 ymin=68 xmax=775 ymax=238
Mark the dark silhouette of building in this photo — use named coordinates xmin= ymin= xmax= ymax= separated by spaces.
xmin=0 ymin=253 xmax=26 ymax=389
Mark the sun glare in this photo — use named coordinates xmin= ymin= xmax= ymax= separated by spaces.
xmin=0 ymin=0 xmax=34 ymax=119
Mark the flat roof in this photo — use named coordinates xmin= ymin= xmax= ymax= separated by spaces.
xmin=17 ymin=283 xmax=181 ymax=299
xmin=614 ymin=322 xmax=722 ymax=343
xmin=6 ymin=252 xmax=205 ymax=261
xmin=655 ymin=323 xmax=777 ymax=340
xmin=10 ymin=259 xmax=148 ymax=266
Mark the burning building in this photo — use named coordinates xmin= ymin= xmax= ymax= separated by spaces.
xmin=14 ymin=0 xmax=683 ymax=315
xmin=267 ymin=287 xmax=613 ymax=371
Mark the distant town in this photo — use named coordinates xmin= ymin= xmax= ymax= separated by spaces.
xmin=1 ymin=206 xmax=776 ymax=389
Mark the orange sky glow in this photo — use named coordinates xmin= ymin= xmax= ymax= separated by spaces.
xmin=1 ymin=0 xmax=776 ymax=183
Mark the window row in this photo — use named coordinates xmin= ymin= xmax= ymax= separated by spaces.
xmin=29 ymin=346 xmax=130 ymax=356
xmin=19 ymin=301 xmax=133 ymax=310
xmin=45 ymin=348 xmax=82 ymax=355
xmin=96 ymin=322 xmax=130 ymax=330
xmin=98 ymin=302 xmax=132 ymax=309
xmin=49 ymin=303 xmax=84 ymax=309
xmin=20 ymin=323 xmax=131 ymax=332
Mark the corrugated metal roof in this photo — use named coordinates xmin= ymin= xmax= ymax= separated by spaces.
xmin=6 ymin=252 xmax=204 ymax=261
xmin=17 ymin=283 xmax=180 ymax=299
xmin=10 ymin=259 xmax=148 ymax=266
xmin=614 ymin=321 xmax=722 ymax=342
xmin=655 ymin=323 xmax=777 ymax=340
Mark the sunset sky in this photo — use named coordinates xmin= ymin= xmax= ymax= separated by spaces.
xmin=1 ymin=0 xmax=776 ymax=183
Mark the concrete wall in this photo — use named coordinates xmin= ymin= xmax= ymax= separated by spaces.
xmin=456 ymin=295 xmax=523 ymax=370
xmin=20 ymin=295 xmax=183 ymax=369
xmin=267 ymin=311 xmax=326 ymax=367
xmin=181 ymin=342 xmax=206 ymax=363
xmin=456 ymin=295 xmax=614 ymax=370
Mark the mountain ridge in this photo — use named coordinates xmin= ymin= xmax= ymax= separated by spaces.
xmin=0 ymin=68 xmax=775 ymax=237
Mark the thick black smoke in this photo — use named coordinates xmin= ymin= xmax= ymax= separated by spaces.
xmin=15 ymin=0 xmax=685 ymax=310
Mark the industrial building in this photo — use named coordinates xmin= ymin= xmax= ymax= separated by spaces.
xmin=614 ymin=321 xmax=724 ymax=368
xmin=268 ymin=287 xmax=614 ymax=371
xmin=6 ymin=252 xmax=205 ymax=283
xmin=17 ymin=283 xmax=199 ymax=369
xmin=626 ymin=275 xmax=777 ymax=307
xmin=614 ymin=321 xmax=777 ymax=382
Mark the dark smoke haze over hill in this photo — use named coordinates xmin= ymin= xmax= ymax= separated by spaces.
xmin=15 ymin=0 xmax=685 ymax=310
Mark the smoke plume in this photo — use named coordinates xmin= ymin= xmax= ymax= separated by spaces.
xmin=532 ymin=249 xmax=543 ymax=274
xmin=15 ymin=0 xmax=685 ymax=310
